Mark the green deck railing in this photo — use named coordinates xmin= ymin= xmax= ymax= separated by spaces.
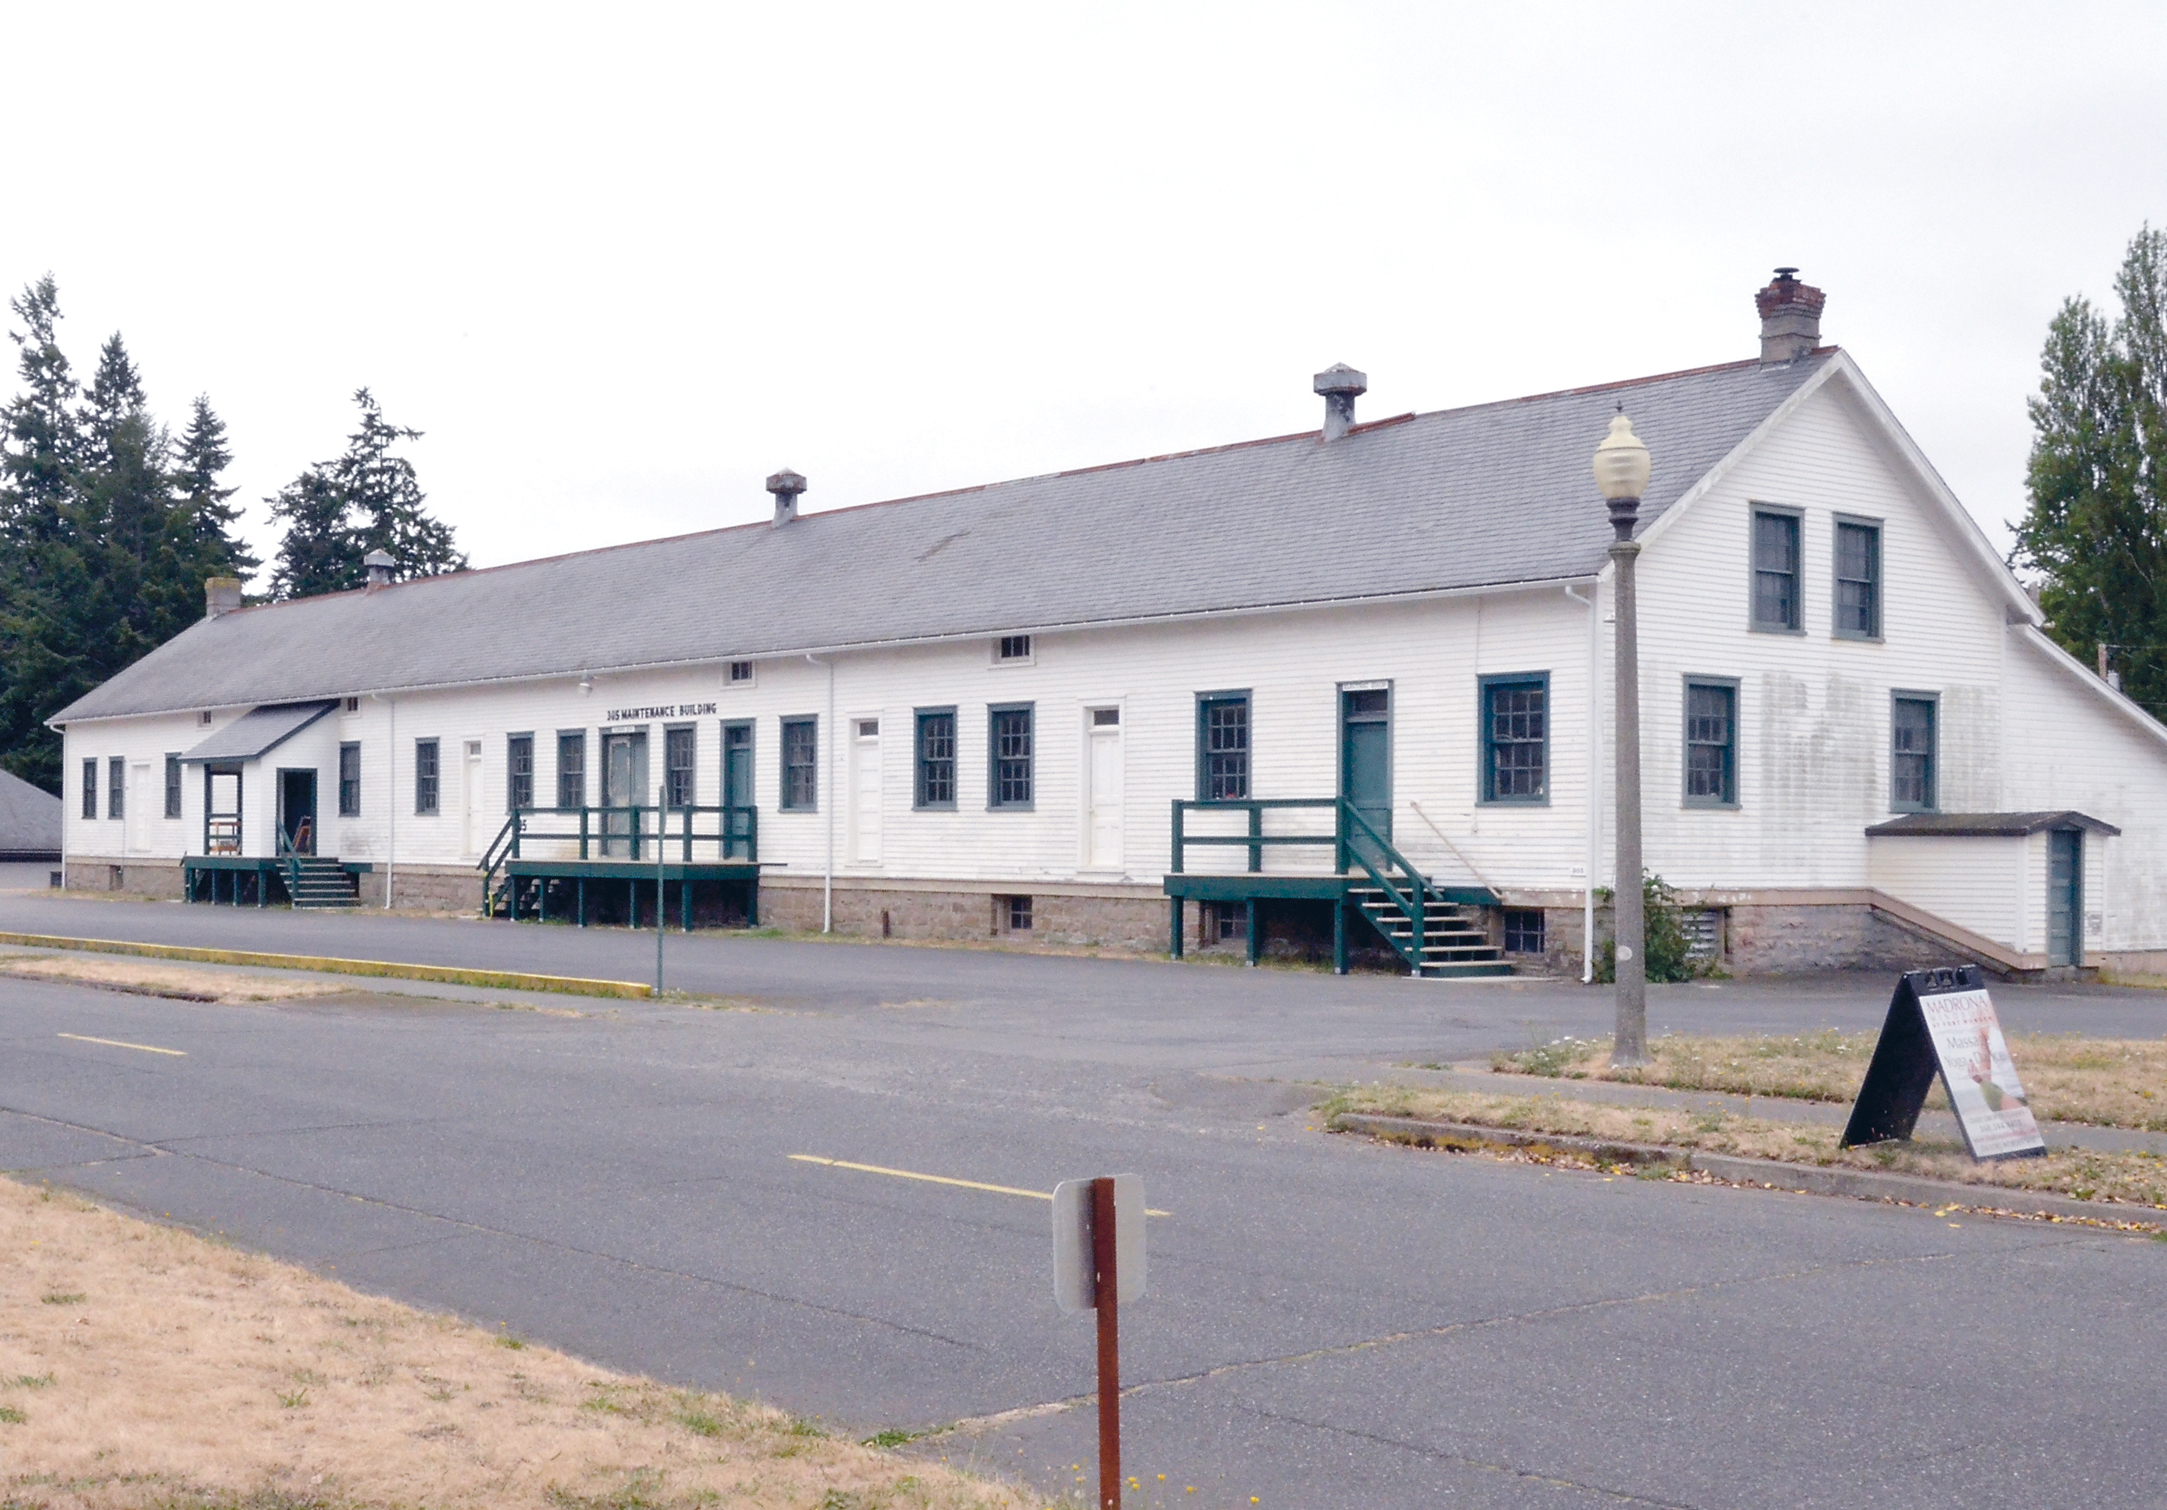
xmin=480 ymin=804 xmax=758 ymax=918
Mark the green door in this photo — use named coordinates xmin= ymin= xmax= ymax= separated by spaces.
xmin=2047 ymin=829 xmax=2082 ymax=967
xmin=1341 ymin=688 xmax=1391 ymax=869
xmin=722 ymin=723 xmax=752 ymax=858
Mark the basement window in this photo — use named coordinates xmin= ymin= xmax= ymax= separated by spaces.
xmin=1503 ymin=910 xmax=1545 ymax=954
xmin=1212 ymin=902 xmax=1248 ymax=943
xmin=1002 ymin=895 xmax=1033 ymax=932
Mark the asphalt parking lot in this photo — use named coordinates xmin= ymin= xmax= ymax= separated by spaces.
xmin=3 ymin=892 xmax=2165 ymax=1508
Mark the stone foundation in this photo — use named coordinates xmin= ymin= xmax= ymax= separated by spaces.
xmin=359 ymin=867 xmax=484 ymax=914
xmin=760 ymin=879 xmax=1166 ymax=951
xmin=63 ymin=858 xmax=184 ymax=899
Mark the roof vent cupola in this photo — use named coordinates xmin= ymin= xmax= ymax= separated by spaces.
xmin=363 ymin=549 xmax=396 ymax=592
xmin=204 ymin=576 xmax=242 ymax=620
xmin=766 ymin=468 xmax=807 ymax=526
xmin=1313 ymin=364 xmax=1367 ymax=441
xmin=1756 ymin=268 xmax=1826 ymax=364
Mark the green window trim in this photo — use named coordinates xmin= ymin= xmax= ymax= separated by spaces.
xmin=81 ymin=758 xmax=96 ymax=819
xmin=1750 ymin=504 xmax=1804 ymax=634
xmin=107 ymin=756 xmax=126 ymax=820
xmin=506 ymin=733 xmax=534 ymax=812
xmin=555 ymin=730 xmax=586 ymax=810
xmin=414 ymin=738 xmax=440 ymax=816
xmin=1478 ymin=672 xmax=1550 ymax=805
xmin=914 ymin=707 xmax=957 ymax=810
xmin=987 ymin=703 xmax=1034 ymax=810
xmin=781 ymin=717 xmax=819 ymax=811
xmin=339 ymin=742 xmax=362 ymax=817
xmin=1195 ymin=690 xmax=1251 ymax=801
xmin=664 ymin=724 xmax=697 ymax=808
xmin=165 ymin=754 xmax=183 ymax=819
xmin=1681 ymin=677 xmax=1740 ymax=808
xmin=1833 ymin=515 xmax=1883 ymax=641
xmin=1890 ymin=692 xmax=1938 ymax=813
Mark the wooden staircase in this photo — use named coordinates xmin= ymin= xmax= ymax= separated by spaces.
xmin=286 ymin=856 xmax=359 ymax=909
xmin=1347 ymin=881 xmax=1511 ymax=978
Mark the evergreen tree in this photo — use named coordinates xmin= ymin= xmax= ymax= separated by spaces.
xmin=161 ymin=394 xmax=259 ymax=626
xmin=0 ymin=274 xmax=83 ymax=546
xmin=268 ymin=388 xmax=465 ymax=598
xmin=2014 ymin=226 xmax=2167 ymax=716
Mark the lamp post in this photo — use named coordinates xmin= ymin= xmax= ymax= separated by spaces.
xmin=1594 ymin=411 xmax=1652 ymax=1066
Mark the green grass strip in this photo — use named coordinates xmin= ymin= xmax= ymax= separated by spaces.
xmin=0 ymin=932 xmax=650 ymax=1000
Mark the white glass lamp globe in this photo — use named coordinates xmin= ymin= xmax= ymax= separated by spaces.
xmin=1592 ymin=413 xmax=1652 ymax=502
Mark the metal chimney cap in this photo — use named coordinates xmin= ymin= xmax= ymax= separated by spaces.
xmin=362 ymin=549 xmax=395 ymax=569
xmin=765 ymin=469 xmax=808 ymax=497
xmin=1313 ymin=364 xmax=1368 ymax=397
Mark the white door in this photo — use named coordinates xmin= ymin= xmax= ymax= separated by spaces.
xmin=1086 ymin=708 xmax=1123 ymax=870
xmin=463 ymin=741 xmax=484 ymax=856
xmin=852 ymin=719 xmax=882 ymax=864
xmin=128 ymin=762 xmax=151 ymax=854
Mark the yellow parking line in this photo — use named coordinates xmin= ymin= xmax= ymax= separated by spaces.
xmin=57 ymin=1032 xmax=186 ymax=1057
xmin=789 ymin=1154 xmax=1168 ymax=1215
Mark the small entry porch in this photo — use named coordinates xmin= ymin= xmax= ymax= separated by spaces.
xmin=481 ymin=804 xmax=761 ymax=931
xmin=1164 ymin=798 xmax=1507 ymax=977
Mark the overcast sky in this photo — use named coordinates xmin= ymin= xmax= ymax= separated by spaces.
xmin=3 ymin=2 xmax=2162 ymax=584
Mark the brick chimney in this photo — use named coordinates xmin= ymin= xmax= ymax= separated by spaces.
xmin=766 ymin=468 xmax=806 ymax=526
xmin=204 ymin=577 xmax=242 ymax=619
xmin=1756 ymin=268 xmax=1825 ymax=364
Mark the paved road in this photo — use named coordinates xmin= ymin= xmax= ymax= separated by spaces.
xmin=3 ymin=897 xmax=2165 ymax=1508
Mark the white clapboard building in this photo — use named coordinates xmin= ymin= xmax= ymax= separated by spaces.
xmin=49 ymin=272 xmax=2162 ymax=978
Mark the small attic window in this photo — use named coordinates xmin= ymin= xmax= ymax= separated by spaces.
xmin=343 ymin=697 xmax=360 ymax=714
xmin=996 ymin=635 xmax=1033 ymax=665
xmin=728 ymin=660 xmax=755 ymax=686
xmin=199 ymin=710 xmax=213 ymax=726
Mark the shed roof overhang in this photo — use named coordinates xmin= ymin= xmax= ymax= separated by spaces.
xmin=180 ymin=701 xmax=338 ymax=764
xmin=1864 ymin=811 xmax=2122 ymax=838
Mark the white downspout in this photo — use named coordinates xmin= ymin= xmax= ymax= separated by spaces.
xmin=806 ymin=653 xmax=834 ymax=932
xmin=58 ymin=728 xmax=69 ymax=890
xmin=375 ymin=693 xmax=396 ymax=909
xmin=1565 ymin=582 xmax=1600 ymax=983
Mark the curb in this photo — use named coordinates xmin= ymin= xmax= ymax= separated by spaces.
xmin=0 ymin=932 xmax=652 ymax=1000
xmin=1330 ymin=1112 xmax=2164 ymax=1228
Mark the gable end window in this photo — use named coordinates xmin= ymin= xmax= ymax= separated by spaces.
xmin=988 ymin=704 xmax=1033 ymax=808
xmin=415 ymin=738 xmax=440 ymax=815
xmin=781 ymin=718 xmax=819 ymax=811
xmin=915 ymin=708 xmax=957 ymax=809
xmin=82 ymin=758 xmax=97 ymax=819
xmin=507 ymin=734 xmax=534 ymax=811
xmin=556 ymin=731 xmax=586 ymax=809
xmin=1480 ymin=675 xmax=1548 ymax=803
xmin=1751 ymin=507 xmax=1802 ymax=632
xmin=665 ymin=725 xmax=696 ymax=808
xmin=165 ymin=754 xmax=183 ymax=819
xmin=339 ymin=743 xmax=362 ymax=817
xmin=108 ymin=757 xmax=126 ymax=820
xmin=1891 ymin=694 xmax=1937 ymax=812
xmin=1834 ymin=518 xmax=1882 ymax=639
xmin=1683 ymin=679 xmax=1738 ymax=806
xmin=1197 ymin=693 xmax=1250 ymax=800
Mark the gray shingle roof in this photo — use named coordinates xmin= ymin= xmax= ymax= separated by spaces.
xmin=0 ymin=768 xmax=61 ymax=858
xmin=180 ymin=701 xmax=337 ymax=762
xmin=53 ymin=353 xmax=1831 ymax=722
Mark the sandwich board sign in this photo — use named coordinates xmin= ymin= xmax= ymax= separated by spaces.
xmin=1840 ymin=965 xmax=2046 ymax=1160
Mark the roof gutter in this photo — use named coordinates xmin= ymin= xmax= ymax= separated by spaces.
xmin=49 ymin=573 xmax=1602 ymax=724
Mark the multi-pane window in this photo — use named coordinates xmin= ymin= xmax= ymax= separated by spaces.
xmin=339 ymin=743 xmax=362 ymax=816
xmin=1213 ymin=902 xmax=1247 ymax=942
xmin=1503 ymin=910 xmax=1545 ymax=954
xmin=82 ymin=758 xmax=97 ymax=819
xmin=1835 ymin=519 xmax=1881 ymax=639
xmin=414 ymin=738 xmax=440 ymax=815
xmin=915 ymin=709 xmax=956 ymax=808
xmin=728 ymin=660 xmax=754 ymax=684
xmin=1482 ymin=677 xmax=1548 ymax=802
xmin=1891 ymin=695 xmax=1937 ymax=811
xmin=1752 ymin=508 xmax=1801 ymax=631
xmin=108 ymin=757 xmax=125 ymax=820
xmin=556 ymin=731 xmax=585 ymax=809
xmin=1005 ymin=895 xmax=1033 ymax=931
xmin=665 ymin=726 xmax=696 ymax=808
xmin=1199 ymin=695 xmax=1250 ymax=800
xmin=989 ymin=705 xmax=1033 ymax=807
xmin=506 ymin=734 xmax=534 ymax=811
xmin=1684 ymin=680 xmax=1738 ymax=805
xmin=165 ymin=755 xmax=182 ymax=819
xmin=997 ymin=634 xmax=1032 ymax=662
xmin=782 ymin=718 xmax=819 ymax=810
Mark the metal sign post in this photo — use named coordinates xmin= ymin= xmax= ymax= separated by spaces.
xmin=654 ymin=783 xmax=666 ymax=994
xmin=1053 ymin=1174 xmax=1145 ymax=1510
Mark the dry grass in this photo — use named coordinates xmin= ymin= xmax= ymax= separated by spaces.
xmin=0 ymin=954 xmax=359 ymax=1004
xmin=1324 ymin=1082 xmax=2167 ymax=1210
xmin=1488 ymin=1029 xmax=2167 ymax=1131
xmin=0 ymin=1176 xmax=1038 ymax=1510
